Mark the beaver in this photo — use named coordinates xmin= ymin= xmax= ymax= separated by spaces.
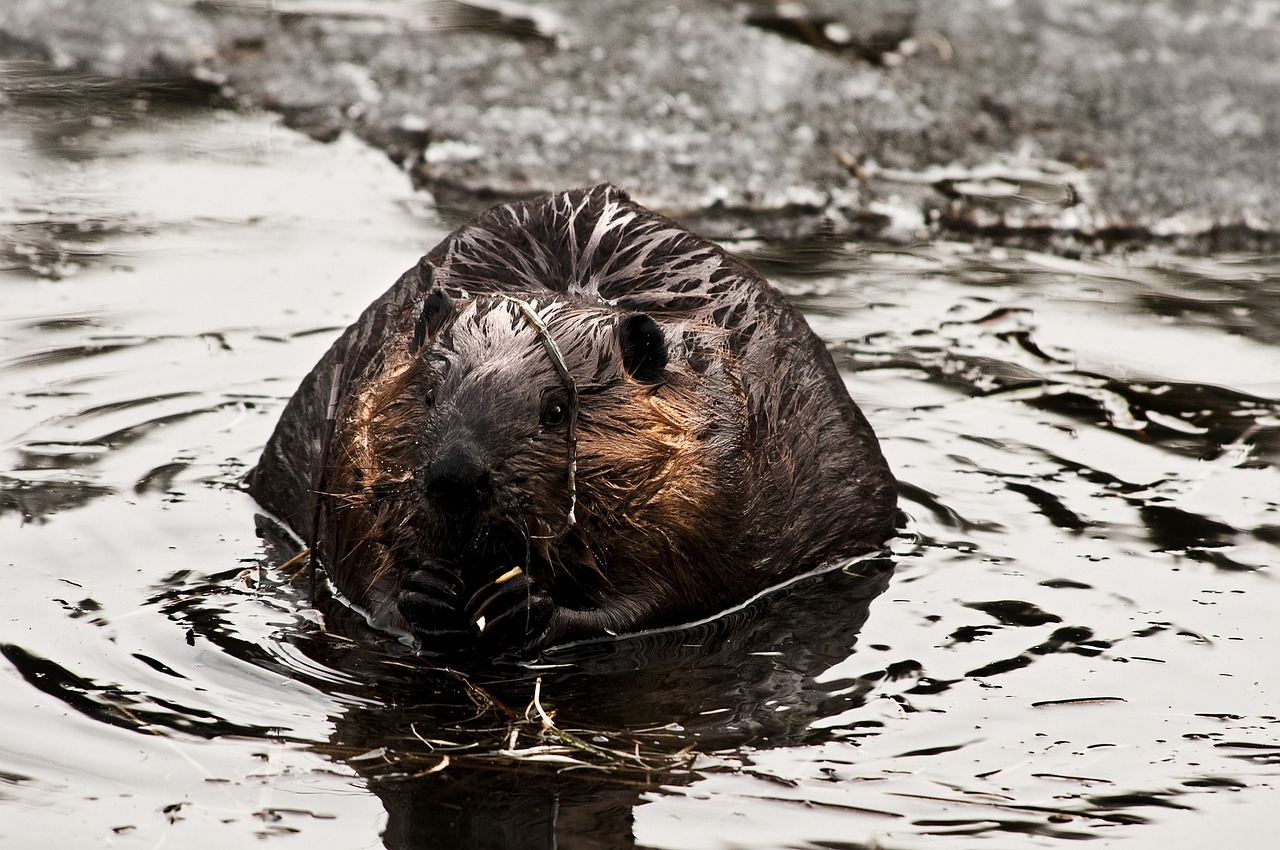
xmin=250 ymin=184 xmax=895 ymax=658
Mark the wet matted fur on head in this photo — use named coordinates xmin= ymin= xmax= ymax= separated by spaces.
xmin=250 ymin=183 xmax=896 ymax=659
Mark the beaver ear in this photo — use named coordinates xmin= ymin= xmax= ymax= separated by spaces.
xmin=618 ymin=313 xmax=667 ymax=384
xmin=410 ymin=288 xmax=452 ymax=354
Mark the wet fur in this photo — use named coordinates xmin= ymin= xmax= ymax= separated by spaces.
xmin=251 ymin=185 xmax=896 ymax=656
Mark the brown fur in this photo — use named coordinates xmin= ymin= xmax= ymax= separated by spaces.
xmin=323 ymin=300 xmax=749 ymax=638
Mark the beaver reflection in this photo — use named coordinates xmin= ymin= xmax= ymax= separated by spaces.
xmin=251 ymin=184 xmax=895 ymax=659
xmin=300 ymin=560 xmax=894 ymax=850
xmin=374 ymin=770 xmax=639 ymax=850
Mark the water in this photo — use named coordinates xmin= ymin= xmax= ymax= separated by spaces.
xmin=2 ymin=72 xmax=1278 ymax=849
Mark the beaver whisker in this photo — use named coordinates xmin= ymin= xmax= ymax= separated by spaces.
xmin=518 ymin=516 xmax=532 ymax=573
xmin=464 ymin=525 xmax=492 ymax=562
xmin=325 ymin=491 xmax=371 ymax=509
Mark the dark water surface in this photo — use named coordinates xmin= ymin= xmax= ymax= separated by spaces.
xmin=2 ymin=79 xmax=1278 ymax=849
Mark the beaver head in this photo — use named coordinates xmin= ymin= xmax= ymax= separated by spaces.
xmin=323 ymin=289 xmax=751 ymax=653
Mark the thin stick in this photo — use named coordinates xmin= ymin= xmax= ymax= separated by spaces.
xmin=277 ymin=547 xmax=310 ymax=575
xmin=529 ymin=677 xmax=619 ymax=761
xmin=307 ymin=359 xmax=345 ymax=605
xmin=501 ymin=296 xmax=579 ymax=528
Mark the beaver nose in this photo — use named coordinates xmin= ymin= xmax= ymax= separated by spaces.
xmin=426 ymin=447 xmax=492 ymax=517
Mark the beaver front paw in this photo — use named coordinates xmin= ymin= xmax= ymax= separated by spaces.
xmin=466 ymin=571 xmax=554 ymax=658
xmin=397 ymin=567 xmax=475 ymax=653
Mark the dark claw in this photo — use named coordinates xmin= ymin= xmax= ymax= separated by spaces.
xmin=398 ymin=568 xmax=462 ymax=619
xmin=397 ymin=566 xmax=473 ymax=649
xmin=465 ymin=572 xmax=523 ymax=622
xmin=466 ymin=572 xmax=554 ymax=658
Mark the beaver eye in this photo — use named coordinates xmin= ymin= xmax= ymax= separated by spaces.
xmin=540 ymin=397 xmax=567 ymax=427
xmin=425 ymin=388 xmax=436 ymax=408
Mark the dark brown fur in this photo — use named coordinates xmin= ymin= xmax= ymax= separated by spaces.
xmin=251 ymin=185 xmax=895 ymax=658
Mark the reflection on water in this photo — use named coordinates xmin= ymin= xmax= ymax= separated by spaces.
xmin=1 ymin=65 xmax=1278 ymax=848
